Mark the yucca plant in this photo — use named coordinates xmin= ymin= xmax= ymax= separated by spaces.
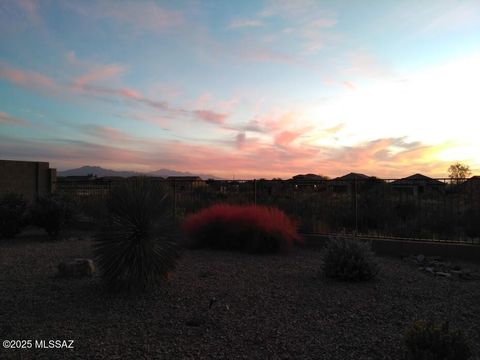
xmin=94 ymin=177 xmax=180 ymax=292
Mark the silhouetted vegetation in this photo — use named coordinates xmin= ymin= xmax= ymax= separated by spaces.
xmin=404 ymin=320 xmax=471 ymax=360
xmin=0 ymin=192 xmax=27 ymax=238
xmin=182 ymin=204 xmax=300 ymax=254
xmin=30 ymin=194 xmax=75 ymax=238
xmin=94 ymin=177 xmax=179 ymax=292
xmin=448 ymin=163 xmax=471 ymax=184
xmin=57 ymin=176 xmax=480 ymax=243
xmin=322 ymin=237 xmax=378 ymax=281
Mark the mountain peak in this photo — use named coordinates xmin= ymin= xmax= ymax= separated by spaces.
xmin=58 ymin=166 xmax=222 ymax=180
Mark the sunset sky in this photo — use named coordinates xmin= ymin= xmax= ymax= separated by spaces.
xmin=1 ymin=0 xmax=479 ymax=179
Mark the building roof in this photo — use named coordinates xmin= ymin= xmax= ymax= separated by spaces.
xmin=391 ymin=173 xmax=445 ymax=186
xmin=167 ymin=176 xmax=203 ymax=181
xmin=292 ymin=173 xmax=328 ymax=181
xmin=335 ymin=172 xmax=371 ymax=180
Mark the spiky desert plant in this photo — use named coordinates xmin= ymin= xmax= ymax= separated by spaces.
xmin=94 ymin=177 xmax=179 ymax=292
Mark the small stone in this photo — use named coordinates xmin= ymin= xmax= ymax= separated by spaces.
xmin=435 ymin=272 xmax=451 ymax=278
xmin=424 ymin=267 xmax=434 ymax=274
xmin=58 ymin=258 xmax=95 ymax=278
xmin=416 ymin=255 xmax=425 ymax=263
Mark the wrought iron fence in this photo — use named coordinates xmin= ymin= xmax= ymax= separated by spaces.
xmin=56 ymin=176 xmax=480 ymax=244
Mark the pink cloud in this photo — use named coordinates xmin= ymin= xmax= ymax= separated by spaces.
xmin=73 ymin=64 xmax=127 ymax=87
xmin=0 ymin=64 xmax=57 ymax=91
xmin=0 ymin=112 xmax=29 ymax=126
xmin=193 ymin=110 xmax=228 ymax=124
xmin=274 ymin=130 xmax=304 ymax=147
xmin=81 ymin=125 xmax=132 ymax=142
xmin=0 ymin=131 xmax=454 ymax=179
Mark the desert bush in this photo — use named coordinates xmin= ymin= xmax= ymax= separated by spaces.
xmin=0 ymin=192 xmax=27 ymax=238
xmin=322 ymin=236 xmax=378 ymax=281
xmin=94 ymin=177 xmax=179 ymax=292
xmin=30 ymin=194 xmax=75 ymax=237
xmin=404 ymin=320 xmax=471 ymax=360
xmin=182 ymin=204 xmax=300 ymax=254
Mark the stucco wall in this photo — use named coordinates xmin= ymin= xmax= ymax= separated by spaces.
xmin=0 ymin=160 xmax=56 ymax=202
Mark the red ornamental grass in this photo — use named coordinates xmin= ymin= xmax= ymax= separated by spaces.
xmin=182 ymin=204 xmax=301 ymax=254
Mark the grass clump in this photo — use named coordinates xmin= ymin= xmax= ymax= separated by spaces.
xmin=0 ymin=192 xmax=27 ymax=239
xmin=94 ymin=177 xmax=180 ymax=292
xmin=322 ymin=236 xmax=378 ymax=281
xmin=404 ymin=320 xmax=471 ymax=360
xmin=182 ymin=204 xmax=300 ymax=254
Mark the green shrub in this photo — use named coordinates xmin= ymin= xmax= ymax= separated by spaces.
xmin=94 ymin=177 xmax=180 ymax=292
xmin=0 ymin=192 xmax=27 ymax=238
xmin=322 ymin=236 xmax=378 ymax=281
xmin=30 ymin=194 xmax=75 ymax=237
xmin=404 ymin=320 xmax=471 ymax=360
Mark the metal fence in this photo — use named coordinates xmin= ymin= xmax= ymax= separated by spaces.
xmin=56 ymin=177 xmax=480 ymax=244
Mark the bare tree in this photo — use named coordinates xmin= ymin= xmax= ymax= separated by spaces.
xmin=448 ymin=162 xmax=471 ymax=184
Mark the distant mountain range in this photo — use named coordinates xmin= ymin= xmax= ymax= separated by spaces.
xmin=58 ymin=166 xmax=223 ymax=180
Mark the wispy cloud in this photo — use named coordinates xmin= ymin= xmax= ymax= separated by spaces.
xmin=72 ymin=64 xmax=127 ymax=87
xmin=228 ymin=18 xmax=264 ymax=29
xmin=65 ymin=1 xmax=184 ymax=32
xmin=0 ymin=63 xmax=58 ymax=92
xmin=193 ymin=110 xmax=228 ymax=124
xmin=0 ymin=111 xmax=29 ymax=126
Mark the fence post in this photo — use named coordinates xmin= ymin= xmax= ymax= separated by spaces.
xmin=173 ymin=178 xmax=177 ymax=222
xmin=254 ymin=179 xmax=257 ymax=205
xmin=354 ymin=178 xmax=358 ymax=237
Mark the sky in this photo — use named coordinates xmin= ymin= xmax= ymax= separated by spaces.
xmin=1 ymin=0 xmax=480 ymax=179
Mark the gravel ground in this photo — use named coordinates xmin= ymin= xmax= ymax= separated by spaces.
xmin=0 ymin=234 xmax=479 ymax=360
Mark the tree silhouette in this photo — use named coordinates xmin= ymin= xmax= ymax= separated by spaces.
xmin=448 ymin=162 xmax=471 ymax=184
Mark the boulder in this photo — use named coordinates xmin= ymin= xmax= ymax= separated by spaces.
xmin=58 ymin=258 xmax=95 ymax=278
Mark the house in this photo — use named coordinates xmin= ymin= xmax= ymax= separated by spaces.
xmin=291 ymin=174 xmax=329 ymax=191
xmin=452 ymin=176 xmax=480 ymax=207
xmin=330 ymin=172 xmax=371 ymax=194
xmin=390 ymin=173 xmax=445 ymax=196
xmin=0 ymin=159 xmax=56 ymax=202
xmin=167 ymin=176 xmax=206 ymax=191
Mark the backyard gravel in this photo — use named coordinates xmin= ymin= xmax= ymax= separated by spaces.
xmin=0 ymin=233 xmax=479 ymax=359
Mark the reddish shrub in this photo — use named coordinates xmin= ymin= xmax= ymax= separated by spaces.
xmin=182 ymin=204 xmax=301 ymax=254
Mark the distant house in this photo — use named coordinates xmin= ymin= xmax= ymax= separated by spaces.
xmin=291 ymin=173 xmax=329 ymax=191
xmin=59 ymin=174 xmax=97 ymax=181
xmin=167 ymin=176 xmax=206 ymax=190
xmin=390 ymin=173 xmax=445 ymax=196
xmin=330 ymin=172 xmax=371 ymax=194
xmin=453 ymin=176 xmax=480 ymax=201
xmin=0 ymin=159 xmax=56 ymax=202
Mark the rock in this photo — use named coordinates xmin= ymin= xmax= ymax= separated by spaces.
xmin=424 ymin=267 xmax=434 ymax=274
xmin=58 ymin=258 xmax=95 ymax=278
xmin=416 ymin=255 xmax=425 ymax=263
xmin=435 ymin=272 xmax=451 ymax=278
